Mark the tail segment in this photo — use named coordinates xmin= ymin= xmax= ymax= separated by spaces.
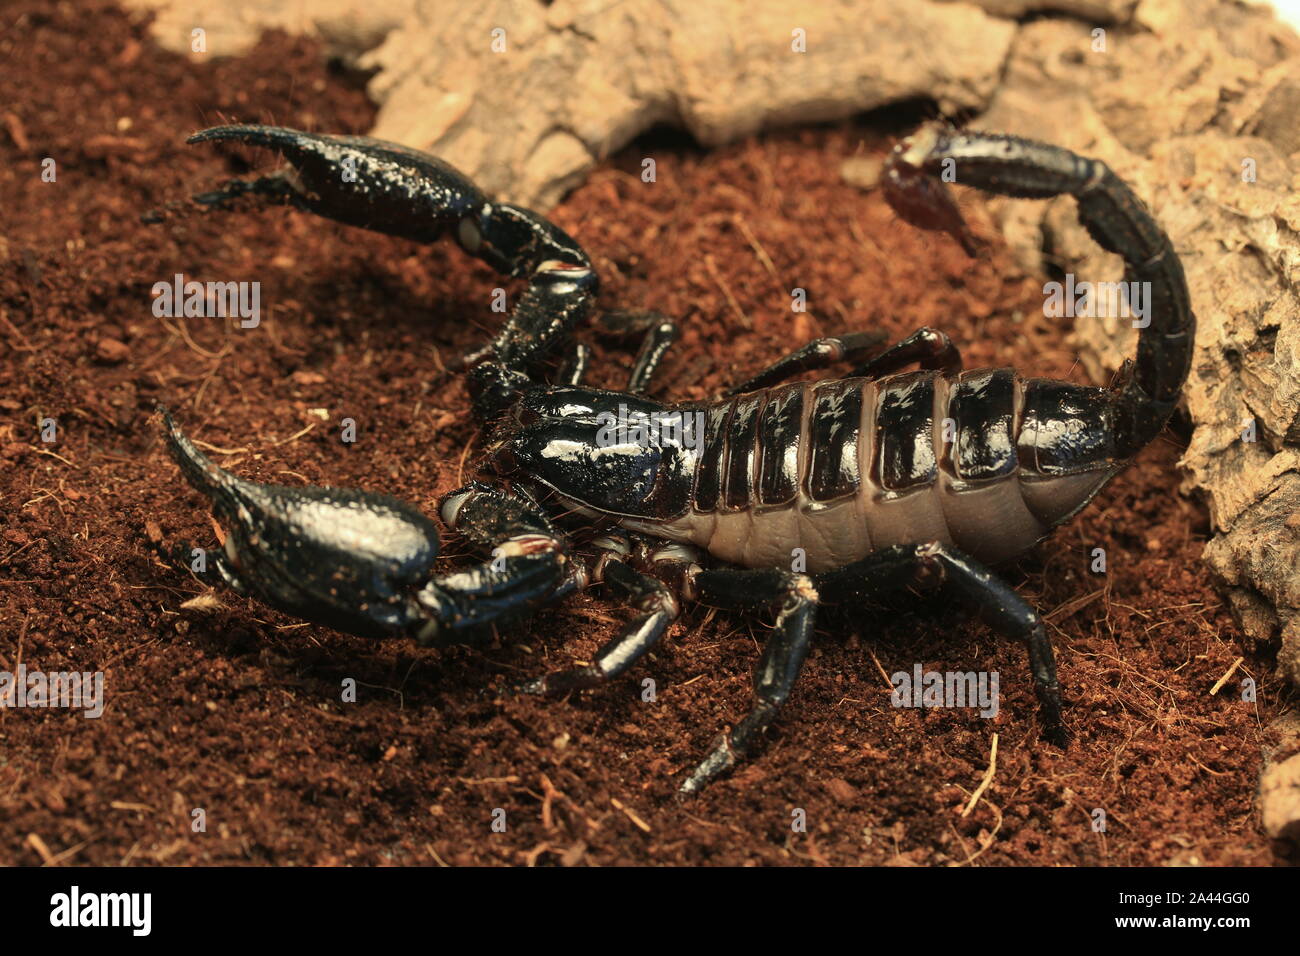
xmin=883 ymin=124 xmax=1194 ymax=459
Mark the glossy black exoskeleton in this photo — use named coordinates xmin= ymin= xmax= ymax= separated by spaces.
xmin=155 ymin=123 xmax=1193 ymax=793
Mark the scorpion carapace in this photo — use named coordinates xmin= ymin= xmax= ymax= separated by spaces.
xmin=156 ymin=122 xmax=1194 ymax=794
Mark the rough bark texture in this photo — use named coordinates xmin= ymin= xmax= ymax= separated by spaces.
xmin=126 ymin=0 xmax=1021 ymax=208
xmin=123 ymin=0 xmax=417 ymax=58
xmin=1260 ymin=711 xmax=1300 ymax=850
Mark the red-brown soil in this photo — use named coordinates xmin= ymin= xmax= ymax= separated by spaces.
xmin=0 ymin=2 xmax=1285 ymax=865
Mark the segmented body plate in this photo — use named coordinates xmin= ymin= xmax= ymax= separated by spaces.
xmin=618 ymin=370 xmax=1119 ymax=571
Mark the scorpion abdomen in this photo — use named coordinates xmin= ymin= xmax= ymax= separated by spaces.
xmin=621 ymin=370 xmax=1121 ymax=572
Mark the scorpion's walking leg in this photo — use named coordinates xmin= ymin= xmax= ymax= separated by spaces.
xmin=850 ymin=327 xmax=962 ymax=379
xmin=559 ymin=342 xmax=593 ymax=386
xmin=815 ymin=542 xmax=1065 ymax=745
xmin=931 ymin=547 xmax=1064 ymax=743
xmin=626 ymin=318 xmax=678 ymax=393
xmin=729 ymin=327 xmax=960 ymax=394
xmin=586 ymin=310 xmax=679 ymax=393
xmin=727 ymin=330 xmax=889 ymax=394
xmin=515 ymin=536 xmax=690 ymax=696
xmin=680 ymin=569 xmax=819 ymax=794
xmin=559 ymin=312 xmax=678 ymax=393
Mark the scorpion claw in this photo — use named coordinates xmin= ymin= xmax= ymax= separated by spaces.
xmin=187 ymin=124 xmax=492 ymax=246
xmin=157 ymin=405 xmax=443 ymax=639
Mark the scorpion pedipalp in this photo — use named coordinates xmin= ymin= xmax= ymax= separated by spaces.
xmin=159 ymin=405 xmax=443 ymax=638
xmin=159 ymin=406 xmax=585 ymax=645
xmin=179 ymin=124 xmax=601 ymax=416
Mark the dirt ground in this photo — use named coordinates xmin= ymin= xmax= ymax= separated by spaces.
xmin=0 ymin=2 xmax=1288 ymax=866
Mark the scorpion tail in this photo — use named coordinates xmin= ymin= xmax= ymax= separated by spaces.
xmin=883 ymin=124 xmax=1194 ymax=459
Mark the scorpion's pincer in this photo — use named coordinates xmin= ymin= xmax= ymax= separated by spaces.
xmin=157 ymin=406 xmax=443 ymax=639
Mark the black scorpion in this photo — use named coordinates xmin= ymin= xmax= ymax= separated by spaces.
xmin=155 ymin=123 xmax=1194 ymax=793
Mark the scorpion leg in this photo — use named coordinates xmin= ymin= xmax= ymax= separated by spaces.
xmin=559 ymin=342 xmax=593 ymax=386
xmin=727 ymin=330 xmax=889 ymax=394
xmin=515 ymin=536 xmax=696 ymax=695
xmin=625 ymin=317 xmax=678 ymax=394
xmin=516 ymin=558 xmax=677 ymax=695
xmin=729 ymin=326 xmax=960 ymax=394
xmin=850 ymin=327 xmax=962 ymax=379
xmin=680 ymin=569 xmax=819 ymax=794
xmin=557 ymin=314 xmax=677 ymax=393
xmin=588 ymin=310 xmax=679 ymax=393
xmin=816 ymin=542 xmax=1066 ymax=746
